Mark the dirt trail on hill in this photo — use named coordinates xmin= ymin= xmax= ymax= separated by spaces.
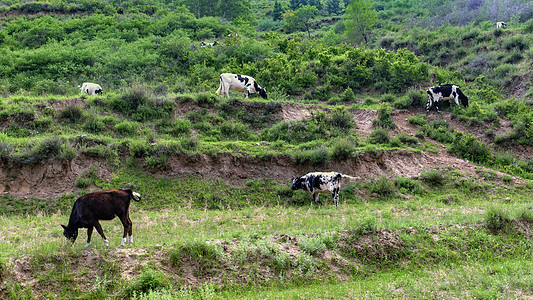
xmin=1 ymin=102 xmax=529 ymax=199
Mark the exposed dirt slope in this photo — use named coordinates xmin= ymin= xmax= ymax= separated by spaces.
xmin=1 ymin=102 xmax=529 ymax=199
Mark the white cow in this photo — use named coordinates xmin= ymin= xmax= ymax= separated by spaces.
xmin=496 ymin=22 xmax=506 ymax=29
xmin=216 ymin=73 xmax=267 ymax=99
xmin=78 ymin=82 xmax=102 ymax=95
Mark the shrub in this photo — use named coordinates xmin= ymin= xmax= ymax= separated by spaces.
xmin=195 ymin=92 xmax=217 ymax=107
xmin=292 ymin=146 xmax=330 ymax=166
xmin=408 ymin=114 xmax=427 ymax=126
xmin=448 ymin=132 xmax=490 ymax=163
xmin=115 ymin=121 xmax=137 ymax=136
xmin=15 ymin=136 xmax=75 ymax=164
xmin=129 ymin=269 xmax=166 ymax=295
xmin=170 ymin=241 xmax=226 ymax=269
xmin=327 ymin=107 xmax=354 ymax=130
xmin=83 ymin=115 xmax=105 ymax=133
xmin=58 ymin=106 xmax=84 ymax=123
xmin=299 ymin=236 xmax=327 ymax=256
xmin=394 ymin=177 xmax=424 ymax=194
xmin=396 ymin=133 xmax=419 ymax=146
xmin=169 ymin=118 xmax=191 ymax=136
xmin=76 ymin=176 xmax=91 ymax=188
xmin=369 ymin=128 xmax=390 ymax=144
xmin=502 ymin=36 xmax=528 ymax=51
xmin=372 ymin=102 xmax=396 ymax=129
xmin=331 ymin=138 xmax=355 ymax=160
xmin=121 ymin=85 xmax=155 ymax=112
xmin=485 ymin=206 xmax=512 ymax=234
xmin=368 ymin=176 xmax=396 ymax=197
xmin=420 ymin=168 xmax=447 ymax=187
xmin=341 ymin=87 xmax=355 ymax=102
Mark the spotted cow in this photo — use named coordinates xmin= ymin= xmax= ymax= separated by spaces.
xmin=291 ymin=172 xmax=357 ymax=208
xmin=201 ymin=41 xmax=218 ymax=47
xmin=216 ymin=73 xmax=267 ymax=99
xmin=426 ymin=84 xmax=469 ymax=113
xmin=496 ymin=22 xmax=506 ymax=29
xmin=78 ymin=82 xmax=102 ymax=95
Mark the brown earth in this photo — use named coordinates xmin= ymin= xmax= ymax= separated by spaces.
xmin=1 ymin=102 xmax=531 ymax=200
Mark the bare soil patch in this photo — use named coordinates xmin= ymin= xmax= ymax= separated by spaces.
xmin=0 ymin=102 xmax=528 ymax=200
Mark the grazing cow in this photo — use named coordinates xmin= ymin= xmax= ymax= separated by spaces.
xmin=426 ymin=84 xmax=469 ymax=113
xmin=216 ymin=73 xmax=268 ymax=99
xmin=61 ymin=189 xmax=141 ymax=247
xmin=78 ymin=82 xmax=102 ymax=95
xmin=201 ymin=41 xmax=218 ymax=47
xmin=496 ymin=22 xmax=506 ymax=29
xmin=291 ymin=172 xmax=357 ymax=208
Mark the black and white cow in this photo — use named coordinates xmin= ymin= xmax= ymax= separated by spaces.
xmin=291 ymin=172 xmax=357 ymax=208
xmin=426 ymin=84 xmax=469 ymax=113
xmin=201 ymin=41 xmax=218 ymax=47
xmin=216 ymin=73 xmax=268 ymax=99
xmin=496 ymin=22 xmax=506 ymax=29
xmin=78 ymin=82 xmax=102 ymax=95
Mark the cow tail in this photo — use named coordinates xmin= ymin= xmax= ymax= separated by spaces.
xmin=340 ymin=174 xmax=358 ymax=180
xmin=216 ymin=75 xmax=222 ymax=95
xmin=125 ymin=189 xmax=142 ymax=202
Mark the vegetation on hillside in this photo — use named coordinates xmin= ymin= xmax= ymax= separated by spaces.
xmin=1 ymin=0 xmax=533 ymax=298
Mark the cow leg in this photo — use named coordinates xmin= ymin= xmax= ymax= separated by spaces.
xmin=435 ymin=100 xmax=441 ymax=113
xmin=86 ymin=226 xmax=94 ymax=247
xmin=224 ymin=85 xmax=230 ymax=98
xmin=94 ymin=221 xmax=109 ymax=246
xmin=119 ymin=215 xmax=133 ymax=246
xmin=426 ymin=96 xmax=432 ymax=112
xmin=454 ymin=96 xmax=460 ymax=108
xmin=312 ymin=193 xmax=322 ymax=205
xmin=332 ymin=188 xmax=339 ymax=208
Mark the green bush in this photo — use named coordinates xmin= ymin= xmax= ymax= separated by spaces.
xmin=299 ymin=236 xmax=327 ymax=256
xmin=331 ymin=138 xmax=356 ymax=160
xmin=485 ymin=206 xmax=512 ymax=234
xmin=372 ymin=102 xmax=396 ymax=129
xmin=394 ymin=177 xmax=424 ymax=194
xmin=420 ymin=168 xmax=447 ymax=187
xmin=83 ymin=114 xmax=105 ymax=132
xmin=448 ymin=132 xmax=491 ymax=163
xmin=168 ymin=118 xmax=191 ymax=136
xmin=76 ymin=176 xmax=91 ymax=188
xmin=292 ymin=146 xmax=330 ymax=166
xmin=58 ymin=106 xmax=84 ymax=124
xmin=369 ymin=128 xmax=390 ymax=144
xmin=115 ymin=121 xmax=137 ymax=136
xmin=368 ymin=176 xmax=396 ymax=197
xmin=408 ymin=114 xmax=427 ymax=126
xmin=129 ymin=269 xmax=166 ymax=295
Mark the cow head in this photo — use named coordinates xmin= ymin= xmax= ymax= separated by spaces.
xmin=291 ymin=176 xmax=304 ymax=190
xmin=457 ymin=89 xmax=469 ymax=108
xmin=258 ymin=87 xmax=268 ymax=99
xmin=61 ymin=225 xmax=78 ymax=243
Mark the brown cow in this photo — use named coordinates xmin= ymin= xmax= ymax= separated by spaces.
xmin=61 ymin=189 xmax=141 ymax=247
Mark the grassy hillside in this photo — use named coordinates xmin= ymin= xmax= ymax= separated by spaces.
xmin=0 ymin=0 xmax=532 ymax=298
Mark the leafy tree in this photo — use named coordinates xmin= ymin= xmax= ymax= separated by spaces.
xmin=273 ymin=1 xmax=283 ymax=21
xmin=284 ymin=5 xmax=319 ymax=38
xmin=217 ymin=0 xmax=252 ymax=21
xmin=180 ymin=0 xmax=215 ymax=18
xmin=326 ymin=0 xmax=342 ymax=15
xmin=290 ymin=0 xmax=303 ymax=10
xmin=343 ymin=0 xmax=377 ymax=43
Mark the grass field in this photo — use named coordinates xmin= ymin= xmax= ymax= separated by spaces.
xmin=1 ymin=169 xmax=532 ymax=299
